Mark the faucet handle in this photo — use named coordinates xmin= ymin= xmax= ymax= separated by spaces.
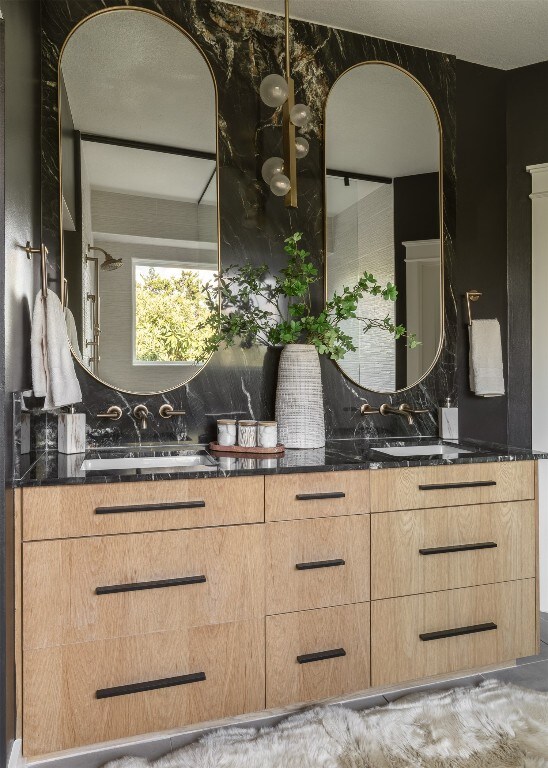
xmin=97 ymin=405 xmax=122 ymax=421
xmin=399 ymin=403 xmax=429 ymax=415
xmin=360 ymin=401 xmax=379 ymax=416
xmin=159 ymin=404 xmax=186 ymax=419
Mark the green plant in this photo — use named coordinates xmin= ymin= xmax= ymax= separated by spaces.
xmin=196 ymin=232 xmax=418 ymax=362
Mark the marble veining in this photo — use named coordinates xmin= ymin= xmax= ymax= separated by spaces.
xmin=13 ymin=437 xmax=548 ymax=489
xmin=37 ymin=0 xmax=457 ymax=451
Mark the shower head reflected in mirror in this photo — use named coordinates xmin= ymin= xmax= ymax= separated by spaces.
xmin=86 ymin=245 xmax=123 ymax=271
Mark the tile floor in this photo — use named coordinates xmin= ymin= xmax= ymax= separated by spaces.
xmin=29 ymin=614 xmax=548 ymax=768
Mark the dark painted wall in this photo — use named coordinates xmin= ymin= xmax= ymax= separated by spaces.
xmin=0 ymin=17 xmax=6 ymax=768
xmin=393 ymin=172 xmax=439 ymax=389
xmin=455 ymin=60 xmax=508 ymax=444
xmin=1 ymin=0 xmax=41 ymax=764
xmin=507 ymin=61 xmax=548 ymax=448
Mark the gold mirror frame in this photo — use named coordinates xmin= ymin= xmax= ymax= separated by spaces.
xmin=58 ymin=6 xmax=221 ymax=396
xmin=323 ymin=61 xmax=444 ymax=395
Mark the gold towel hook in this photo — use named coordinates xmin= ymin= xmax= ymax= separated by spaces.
xmin=465 ymin=290 xmax=482 ymax=326
xmin=24 ymin=241 xmax=49 ymax=299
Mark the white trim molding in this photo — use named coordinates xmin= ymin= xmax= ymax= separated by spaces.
xmin=529 ymin=160 xmax=548 ymax=612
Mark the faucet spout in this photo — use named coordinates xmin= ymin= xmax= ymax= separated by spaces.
xmin=379 ymin=402 xmax=429 ymax=426
xmin=133 ymin=404 xmax=150 ymax=431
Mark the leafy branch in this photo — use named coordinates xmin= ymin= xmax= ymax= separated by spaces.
xmin=196 ymin=232 xmax=419 ymax=362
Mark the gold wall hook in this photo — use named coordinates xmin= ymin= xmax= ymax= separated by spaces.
xmin=465 ymin=290 xmax=482 ymax=326
xmin=23 ymin=241 xmax=49 ymax=298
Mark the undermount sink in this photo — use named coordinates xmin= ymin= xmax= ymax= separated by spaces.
xmin=80 ymin=454 xmax=217 ymax=472
xmin=372 ymin=444 xmax=473 ymax=458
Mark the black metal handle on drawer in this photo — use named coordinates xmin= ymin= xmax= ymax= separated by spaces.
xmin=419 ymin=622 xmax=497 ymax=642
xmin=418 ymin=481 xmax=496 ymax=492
xmin=295 ymin=558 xmax=346 ymax=571
xmin=96 ymin=671 xmax=206 ymax=699
xmin=95 ymin=500 xmax=206 ymax=514
xmin=295 ymin=492 xmax=346 ymax=501
xmin=297 ymin=647 xmax=346 ymax=664
xmin=419 ymin=542 xmax=497 ymax=556
xmin=95 ymin=575 xmax=207 ymax=595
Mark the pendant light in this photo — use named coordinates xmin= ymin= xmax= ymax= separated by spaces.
xmin=259 ymin=0 xmax=310 ymax=208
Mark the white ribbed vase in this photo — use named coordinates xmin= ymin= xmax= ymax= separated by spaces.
xmin=275 ymin=344 xmax=325 ymax=449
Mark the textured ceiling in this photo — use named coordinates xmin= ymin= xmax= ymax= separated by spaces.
xmin=221 ymin=0 xmax=548 ymax=70
xmin=61 ymin=9 xmax=216 ymax=151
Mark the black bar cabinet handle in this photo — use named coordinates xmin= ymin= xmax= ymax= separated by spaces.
xmin=419 ymin=622 xmax=497 ymax=642
xmin=297 ymin=647 xmax=346 ymax=664
xmin=95 ymin=575 xmax=207 ymax=595
xmin=96 ymin=671 xmax=206 ymax=699
xmin=418 ymin=481 xmax=496 ymax=492
xmin=295 ymin=559 xmax=346 ymax=571
xmin=419 ymin=542 xmax=497 ymax=556
xmin=295 ymin=492 xmax=346 ymax=501
xmin=95 ymin=500 xmax=206 ymax=515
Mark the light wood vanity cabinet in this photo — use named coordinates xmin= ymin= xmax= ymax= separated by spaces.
xmin=17 ymin=461 xmax=538 ymax=758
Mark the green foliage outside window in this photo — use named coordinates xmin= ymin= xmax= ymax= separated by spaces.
xmin=135 ymin=267 xmax=214 ymax=363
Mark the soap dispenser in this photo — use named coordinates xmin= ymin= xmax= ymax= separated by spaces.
xmin=58 ymin=405 xmax=86 ymax=454
xmin=438 ymin=397 xmax=458 ymax=440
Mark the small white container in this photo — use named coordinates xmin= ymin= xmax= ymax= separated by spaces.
xmin=58 ymin=408 xmax=86 ymax=454
xmin=258 ymin=421 xmax=278 ymax=448
xmin=217 ymin=419 xmax=237 ymax=446
xmin=238 ymin=420 xmax=257 ymax=447
xmin=438 ymin=397 xmax=459 ymax=440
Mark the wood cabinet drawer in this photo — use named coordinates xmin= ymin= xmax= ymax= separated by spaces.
xmin=23 ymin=619 xmax=264 ymax=756
xmin=23 ymin=524 xmax=265 ymax=649
xmin=371 ymin=501 xmax=536 ymax=599
xmin=22 ymin=476 xmax=264 ymax=540
xmin=370 ymin=461 xmax=534 ymax=513
xmin=266 ymin=515 xmax=370 ymax=614
xmin=371 ymin=579 xmax=536 ymax=687
xmin=266 ymin=603 xmax=370 ymax=708
xmin=265 ymin=471 xmax=369 ymax=522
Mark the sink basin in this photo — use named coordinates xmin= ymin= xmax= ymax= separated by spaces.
xmin=372 ymin=444 xmax=473 ymax=458
xmin=81 ymin=454 xmax=217 ymax=472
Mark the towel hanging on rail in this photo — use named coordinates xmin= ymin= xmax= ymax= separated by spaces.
xmin=469 ymin=319 xmax=505 ymax=397
xmin=31 ymin=290 xmax=82 ymax=409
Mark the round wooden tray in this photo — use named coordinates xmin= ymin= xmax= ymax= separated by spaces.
xmin=209 ymin=442 xmax=285 ymax=456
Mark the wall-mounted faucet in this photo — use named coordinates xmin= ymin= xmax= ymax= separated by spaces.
xmin=379 ymin=402 xmax=428 ymax=426
xmin=133 ymin=404 xmax=150 ymax=431
xmin=360 ymin=401 xmax=428 ymax=426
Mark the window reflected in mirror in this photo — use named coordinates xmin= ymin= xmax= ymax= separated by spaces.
xmin=60 ymin=9 xmax=218 ymax=394
xmin=325 ymin=63 xmax=442 ymax=393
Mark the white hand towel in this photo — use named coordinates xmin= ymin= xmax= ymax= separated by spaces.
xmin=64 ymin=306 xmax=82 ymax=359
xmin=469 ymin=319 xmax=505 ymax=397
xmin=31 ymin=291 xmax=82 ymax=409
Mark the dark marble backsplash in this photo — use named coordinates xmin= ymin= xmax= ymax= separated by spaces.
xmin=36 ymin=0 xmax=457 ymax=450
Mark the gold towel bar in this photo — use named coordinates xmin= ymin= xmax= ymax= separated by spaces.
xmin=465 ymin=290 xmax=482 ymax=326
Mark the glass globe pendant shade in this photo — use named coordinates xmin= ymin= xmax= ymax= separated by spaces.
xmin=259 ymin=74 xmax=289 ymax=107
xmin=269 ymin=172 xmax=291 ymax=197
xmin=290 ymin=103 xmax=311 ymax=128
xmin=295 ymin=136 xmax=309 ymax=159
xmin=261 ymin=156 xmax=285 ymax=184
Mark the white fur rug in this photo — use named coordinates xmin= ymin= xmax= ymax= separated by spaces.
xmin=106 ymin=680 xmax=548 ymax=767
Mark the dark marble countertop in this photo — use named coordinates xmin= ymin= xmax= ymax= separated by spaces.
xmin=12 ymin=436 xmax=548 ymax=488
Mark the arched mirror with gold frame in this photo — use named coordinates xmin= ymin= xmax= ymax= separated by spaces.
xmin=324 ymin=62 xmax=443 ymax=393
xmin=59 ymin=7 xmax=219 ymax=395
